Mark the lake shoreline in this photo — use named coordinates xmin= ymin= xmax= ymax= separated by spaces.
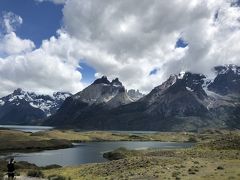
xmin=0 ymin=128 xmax=198 ymax=155
xmin=0 ymin=129 xmax=239 ymax=179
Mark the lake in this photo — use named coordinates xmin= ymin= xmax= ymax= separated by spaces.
xmin=5 ymin=141 xmax=194 ymax=167
xmin=0 ymin=125 xmax=53 ymax=133
xmin=0 ymin=125 xmax=194 ymax=167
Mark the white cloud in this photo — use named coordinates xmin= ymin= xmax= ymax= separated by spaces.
xmin=0 ymin=13 xmax=84 ymax=97
xmin=60 ymin=0 xmax=240 ymax=92
xmin=0 ymin=12 xmax=34 ymax=55
xmin=1 ymin=0 xmax=240 ymax=96
xmin=0 ymin=46 xmax=84 ymax=96
xmin=0 ymin=32 xmax=35 ymax=55
xmin=1 ymin=12 xmax=23 ymax=33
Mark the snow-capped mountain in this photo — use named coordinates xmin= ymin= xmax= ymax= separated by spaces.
xmin=208 ymin=64 xmax=240 ymax=95
xmin=141 ymin=72 xmax=209 ymax=117
xmin=0 ymin=89 xmax=71 ymax=124
xmin=45 ymin=65 xmax=240 ymax=131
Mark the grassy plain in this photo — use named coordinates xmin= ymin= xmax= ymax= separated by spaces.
xmin=0 ymin=129 xmax=240 ymax=179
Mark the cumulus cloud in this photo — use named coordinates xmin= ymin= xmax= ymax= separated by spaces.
xmin=0 ymin=32 xmax=35 ymax=55
xmin=0 ymin=12 xmax=35 ymax=55
xmin=60 ymin=0 xmax=240 ymax=92
xmin=0 ymin=12 xmax=83 ymax=97
xmin=0 ymin=48 xmax=83 ymax=96
xmin=1 ymin=0 xmax=240 ymax=96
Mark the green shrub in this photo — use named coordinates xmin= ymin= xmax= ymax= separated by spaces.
xmin=188 ymin=136 xmax=198 ymax=142
xmin=27 ymin=169 xmax=44 ymax=178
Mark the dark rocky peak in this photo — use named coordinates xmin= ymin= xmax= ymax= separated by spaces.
xmin=150 ymin=72 xmax=205 ymax=94
xmin=147 ymin=72 xmax=207 ymax=101
xmin=93 ymin=76 xmax=111 ymax=85
xmin=13 ymin=88 xmax=24 ymax=95
xmin=181 ymin=72 xmax=206 ymax=90
xmin=208 ymin=64 xmax=240 ymax=95
xmin=177 ymin=72 xmax=207 ymax=100
xmin=214 ymin=64 xmax=240 ymax=75
xmin=111 ymin=78 xmax=123 ymax=87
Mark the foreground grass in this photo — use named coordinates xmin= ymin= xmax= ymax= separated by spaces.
xmin=43 ymin=132 xmax=240 ymax=180
xmin=43 ymin=148 xmax=240 ymax=180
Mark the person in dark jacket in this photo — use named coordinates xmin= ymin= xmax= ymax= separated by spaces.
xmin=7 ymin=158 xmax=15 ymax=179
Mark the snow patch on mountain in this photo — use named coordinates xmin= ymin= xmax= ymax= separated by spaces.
xmin=0 ymin=89 xmax=71 ymax=117
xmin=0 ymin=100 xmax=5 ymax=106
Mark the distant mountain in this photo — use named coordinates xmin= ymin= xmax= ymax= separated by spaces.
xmin=45 ymin=65 xmax=240 ymax=131
xmin=0 ymin=89 xmax=71 ymax=125
xmin=127 ymin=89 xmax=144 ymax=101
xmin=46 ymin=76 xmax=143 ymax=128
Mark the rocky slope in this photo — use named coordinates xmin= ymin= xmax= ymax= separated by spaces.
xmin=46 ymin=76 xmax=138 ymax=128
xmin=0 ymin=89 xmax=71 ymax=124
xmin=45 ymin=64 xmax=240 ymax=131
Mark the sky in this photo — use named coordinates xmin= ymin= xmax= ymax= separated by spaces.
xmin=0 ymin=0 xmax=240 ymax=96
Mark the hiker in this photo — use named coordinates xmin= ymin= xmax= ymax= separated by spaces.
xmin=7 ymin=158 xmax=15 ymax=180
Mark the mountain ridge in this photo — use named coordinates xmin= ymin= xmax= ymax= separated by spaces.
xmin=45 ymin=64 xmax=240 ymax=131
xmin=0 ymin=89 xmax=71 ymax=125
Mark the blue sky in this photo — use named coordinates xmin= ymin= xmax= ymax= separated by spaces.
xmin=0 ymin=0 xmax=96 ymax=84
xmin=0 ymin=0 xmax=63 ymax=47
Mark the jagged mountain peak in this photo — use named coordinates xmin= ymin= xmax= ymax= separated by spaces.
xmin=214 ymin=64 xmax=240 ymax=75
xmin=13 ymin=88 xmax=24 ymax=95
xmin=150 ymin=72 xmax=206 ymax=95
xmin=74 ymin=76 xmax=127 ymax=105
xmin=208 ymin=64 xmax=240 ymax=95
xmin=93 ymin=76 xmax=111 ymax=85
xmin=111 ymin=78 xmax=123 ymax=87
xmin=46 ymin=64 xmax=240 ymax=131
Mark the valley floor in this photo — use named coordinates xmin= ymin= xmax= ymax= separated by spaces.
xmin=0 ymin=129 xmax=240 ymax=179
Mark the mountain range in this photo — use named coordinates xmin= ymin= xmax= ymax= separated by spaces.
xmin=0 ymin=89 xmax=71 ymax=125
xmin=45 ymin=64 xmax=240 ymax=131
xmin=1 ymin=64 xmax=239 ymax=131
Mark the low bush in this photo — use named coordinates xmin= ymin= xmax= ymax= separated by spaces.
xmin=188 ymin=136 xmax=198 ymax=142
xmin=27 ymin=169 xmax=44 ymax=178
